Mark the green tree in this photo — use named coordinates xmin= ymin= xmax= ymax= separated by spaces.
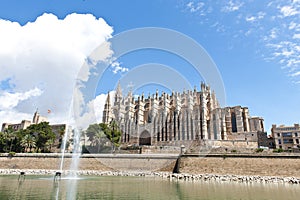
xmin=107 ymin=120 xmax=122 ymax=150
xmin=0 ymin=131 xmax=7 ymax=152
xmin=85 ymin=122 xmax=121 ymax=153
xmin=20 ymin=134 xmax=36 ymax=152
xmin=3 ymin=127 xmax=17 ymax=152
xmin=85 ymin=123 xmax=107 ymax=153
xmin=26 ymin=122 xmax=55 ymax=153
xmin=45 ymin=138 xmax=55 ymax=152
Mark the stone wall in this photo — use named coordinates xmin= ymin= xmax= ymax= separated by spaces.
xmin=1 ymin=153 xmax=300 ymax=178
xmin=0 ymin=153 xmax=178 ymax=172
xmin=0 ymin=156 xmax=112 ymax=171
xmin=210 ymin=140 xmax=257 ymax=148
xmin=179 ymin=156 xmax=300 ymax=178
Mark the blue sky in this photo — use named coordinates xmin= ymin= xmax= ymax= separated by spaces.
xmin=0 ymin=0 xmax=299 ymax=131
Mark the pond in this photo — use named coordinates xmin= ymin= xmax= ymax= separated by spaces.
xmin=0 ymin=175 xmax=299 ymax=200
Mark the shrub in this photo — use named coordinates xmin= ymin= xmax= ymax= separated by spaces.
xmin=231 ymin=149 xmax=237 ymax=153
xmin=255 ymin=148 xmax=264 ymax=153
xmin=273 ymin=148 xmax=284 ymax=153
xmin=286 ymin=149 xmax=292 ymax=153
xmin=8 ymin=151 xmax=16 ymax=157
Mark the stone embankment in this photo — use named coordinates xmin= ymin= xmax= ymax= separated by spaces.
xmin=179 ymin=156 xmax=300 ymax=178
xmin=1 ymin=153 xmax=300 ymax=184
xmin=0 ymin=153 xmax=178 ymax=172
xmin=1 ymin=169 xmax=300 ymax=184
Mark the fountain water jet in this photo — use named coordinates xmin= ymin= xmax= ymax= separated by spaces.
xmin=59 ymin=125 xmax=69 ymax=172
xmin=68 ymin=128 xmax=82 ymax=177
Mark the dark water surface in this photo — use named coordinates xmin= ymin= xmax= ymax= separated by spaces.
xmin=0 ymin=175 xmax=299 ymax=200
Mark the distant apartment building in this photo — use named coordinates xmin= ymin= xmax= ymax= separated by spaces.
xmin=1 ymin=111 xmax=72 ymax=152
xmin=1 ymin=120 xmax=32 ymax=132
xmin=1 ymin=110 xmax=48 ymax=132
xmin=272 ymin=124 xmax=300 ymax=150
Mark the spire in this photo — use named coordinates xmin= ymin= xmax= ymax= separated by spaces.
xmin=32 ymin=109 xmax=39 ymax=124
xmin=115 ymin=81 xmax=123 ymax=103
xmin=104 ymin=91 xmax=111 ymax=110
xmin=116 ymin=81 xmax=122 ymax=97
xmin=127 ymin=89 xmax=132 ymax=99
xmin=106 ymin=92 xmax=111 ymax=105
xmin=103 ymin=92 xmax=112 ymax=123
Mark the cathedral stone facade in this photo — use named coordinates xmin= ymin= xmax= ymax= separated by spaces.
xmin=102 ymin=83 xmax=264 ymax=146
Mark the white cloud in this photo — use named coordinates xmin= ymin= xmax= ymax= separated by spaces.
xmin=0 ymin=87 xmax=42 ymax=110
xmin=267 ymin=39 xmax=300 ymax=79
xmin=289 ymin=22 xmax=299 ymax=30
xmin=293 ymin=33 xmax=300 ymax=39
xmin=111 ymin=61 xmax=129 ymax=74
xmin=186 ymin=1 xmax=205 ymax=13
xmin=290 ymin=71 xmax=300 ymax=77
xmin=0 ymin=13 xmax=113 ymax=126
xmin=280 ymin=5 xmax=300 ymax=17
xmin=221 ymin=0 xmax=243 ymax=13
xmin=270 ymin=28 xmax=278 ymax=39
xmin=0 ymin=110 xmax=33 ymax=125
xmin=181 ymin=1 xmax=300 ymax=83
xmin=245 ymin=12 xmax=265 ymax=23
xmin=75 ymin=91 xmax=115 ymax=129
xmin=246 ymin=16 xmax=256 ymax=22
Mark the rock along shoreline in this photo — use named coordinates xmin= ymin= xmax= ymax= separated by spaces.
xmin=1 ymin=169 xmax=300 ymax=184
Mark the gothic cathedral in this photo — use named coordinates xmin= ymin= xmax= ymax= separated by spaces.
xmin=102 ymin=83 xmax=264 ymax=146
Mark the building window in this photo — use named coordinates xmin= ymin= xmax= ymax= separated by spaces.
xmin=295 ymin=132 xmax=298 ymax=137
xmin=282 ymin=132 xmax=292 ymax=137
xmin=231 ymin=112 xmax=237 ymax=133
xmin=296 ymin=139 xmax=299 ymax=144
xmin=278 ymin=139 xmax=281 ymax=144
xmin=283 ymin=139 xmax=293 ymax=144
xmin=277 ymin=133 xmax=280 ymax=137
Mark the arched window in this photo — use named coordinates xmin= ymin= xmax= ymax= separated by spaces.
xmin=231 ymin=112 xmax=237 ymax=133
xmin=139 ymin=130 xmax=151 ymax=145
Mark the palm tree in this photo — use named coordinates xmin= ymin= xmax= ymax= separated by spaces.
xmin=94 ymin=131 xmax=106 ymax=152
xmin=86 ymin=123 xmax=107 ymax=153
xmin=108 ymin=120 xmax=121 ymax=151
xmin=26 ymin=122 xmax=55 ymax=152
xmin=45 ymin=138 xmax=54 ymax=152
xmin=4 ymin=127 xmax=17 ymax=152
xmin=0 ymin=131 xmax=7 ymax=152
xmin=20 ymin=134 xmax=36 ymax=152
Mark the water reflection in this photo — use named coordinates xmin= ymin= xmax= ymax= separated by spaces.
xmin=1 ymin=175 xmax=300 ymax=200
xmin=66 ymin=178 xmax=78 ymax=200
xmin=51 ymin=181 xmax=60 ymax=200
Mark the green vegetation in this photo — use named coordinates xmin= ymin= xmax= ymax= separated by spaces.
xmin=0 ymin=122 xmax=55 ymax=153
xmin=8 ymin=151 xmax=16 ymax=157
xmin=273 ymin=148 xmax=284 ymax=153
xmin=84 ymin=121 xmax=121 ymax=153
xmin=255 ymin=148 xmax=264 ymax=153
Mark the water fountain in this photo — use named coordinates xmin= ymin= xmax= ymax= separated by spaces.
xmin=59 ymin=125 xmax=69 ymax=172
xmin=68 ymin=128 xmax=82 ymax=177
xmin=56 ymin=96 xmax=84 ymax=199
